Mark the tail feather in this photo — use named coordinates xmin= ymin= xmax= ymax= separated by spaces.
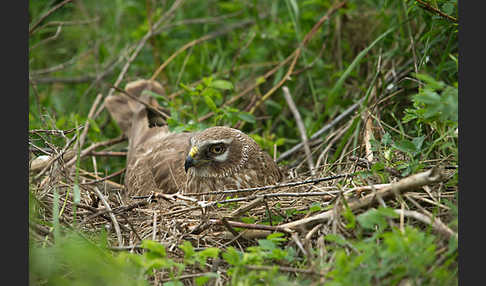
xmin=104 ymin=79 xmax=166 ymax=139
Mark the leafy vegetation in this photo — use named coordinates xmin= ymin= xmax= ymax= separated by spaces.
xmin=29 ymin=0 xmax=458 ymax=285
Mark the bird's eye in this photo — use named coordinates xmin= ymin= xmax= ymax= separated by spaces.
xmin=209 ymin=144 xmax=226 ymax=154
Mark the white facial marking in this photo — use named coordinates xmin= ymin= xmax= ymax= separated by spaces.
xmin=212 ymin=150 xmax=229 ymax=162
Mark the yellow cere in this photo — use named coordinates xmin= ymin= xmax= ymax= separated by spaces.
xmin=189 ymin=146 xmax=199 ymax=157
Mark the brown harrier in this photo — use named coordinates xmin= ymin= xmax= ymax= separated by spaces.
xmin=104 ymin=80 xmax=282 ymax=200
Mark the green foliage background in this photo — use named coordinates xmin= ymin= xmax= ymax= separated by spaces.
xmin=29 ymin=0 xmax=458 ymax=285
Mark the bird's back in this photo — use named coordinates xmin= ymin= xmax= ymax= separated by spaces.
xmin=125 ymin=128 xmax=191 ymax=196
xmin=105 ymin=80 xmax=192 ymax=197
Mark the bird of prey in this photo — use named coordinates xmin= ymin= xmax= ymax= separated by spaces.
xmin=104 ymin=80 xmax=282 ymax=200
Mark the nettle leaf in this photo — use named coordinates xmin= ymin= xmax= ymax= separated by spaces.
xmin=241 ymin=216 xmax=256 ymax=224
xmin=275 ymin=138 xmax=285 ymax=146
xmin=195 ymin=273 xmax=219 ymax=286
xmin=324 ymin=233 xmax=349 ymax=246
xmin=412 ymin=136 xmax=425 ymax=151
xmin=381 ymin=132 xmax=393 ymax=146
xmin=414 ymin=73 xmax=445 ymax=90
xmin=357 ymin=208 xmax=388 ymax=230
xmin=371 ymin=162 xmax=385 ymax=172
xmin=222 ymin=247 xmax=241 ymax=266
xmin=414 ymin=90 xmax=441 ymax=105
xmin=309 ymin=202 xmax=322 ymax=212
xmin=179 ymin=241 xmax=195 ymax=262
xmin=442 ymin=2 xmax=455 ymax=15
xmin=376 ymin=206 xmax=399 ymax=219
xmin=267 ymin=232 xmax=286 ymax=243
xmin=141 ymin=240 xmax=166 ymax=258
xmin=343 ymin=206 xmax=356 ymax=229
xmin=258 ymin=239 xmax=277 ymax=251
xmin=199 ymin=248 xmax=220 ymax=259
xmin=393 ymin=139 xmax=417 ymax=154
xmin=210 ymin=80 xmax=234 ymax=90
xmin=202 ymin=76 xmax=213 ymax=87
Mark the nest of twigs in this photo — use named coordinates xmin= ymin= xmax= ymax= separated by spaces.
xmin=29 ymin=127 xmax=457 ymax=283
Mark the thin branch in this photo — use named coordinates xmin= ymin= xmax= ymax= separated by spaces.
xmin=245 ymin=265 xmax=322 ymax=276
xmin=65 ymin=136 xmax=127 ymax=168
xmin=277 ymin=96 xmax=364 ymax=162
xmin=150 ymin=19 xmax=256 ymax=81
xmin=280 ymin=167 xmax=445 ymax=230
xmin=238 ymin=1 xmax=347 ymax=129
xmin=30 ymin=25 xmax=63 ymax=50
xmin=80 ymin=168 xmax=125 ymax=185
xmin=93 ymin=186 xmax=123 ymax=246
xmin=77 ymin=93 xmax=104 ymax=151
xmin=415 ymin=0 xmax=457 ymax=23
xmin=282 ymin=86 xmax=315 ymax=175
xmin=29 ymin=0 xmax=74 ymax=35
xmin=182 ymin=173 xmax=353 ymax=196
xmin=87 ymin=151 xmax=127 ymax=157
xmin=393 ymin=209 xmax=457 ymax=240
xmin=101 ymin=0 xmax=186 ymax=110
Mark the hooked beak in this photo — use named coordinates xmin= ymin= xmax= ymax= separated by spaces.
xmin=184 ymin=155 xmax=196 ymax=172
xmin=185 ymin=146 xmax=199 ymax=172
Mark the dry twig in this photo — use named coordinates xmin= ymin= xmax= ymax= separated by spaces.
xmin=282 ymin=86 xmax=315 ymax=175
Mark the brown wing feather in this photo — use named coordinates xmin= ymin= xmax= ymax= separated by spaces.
xmin=125 ymin=128 xmax=192 ymax=197
xmin=105 ymin=80 xmax=284 ymax=201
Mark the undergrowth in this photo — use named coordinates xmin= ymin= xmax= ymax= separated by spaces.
xmin=29 ymin=0 xmax=458 ymax=285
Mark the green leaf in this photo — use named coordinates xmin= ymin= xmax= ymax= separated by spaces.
xmin=238 ymin=112 xmax=256 ymax=123
xmin=202 ymin=76 xmax=213 ymax=87
xmin=343 ymin=206 xmax=356 ymax=229
xmin=412 ymin=136 xmax=425 ymax=151
xmin=266 ymin=232 xmax=286 ymax=244
xmin=141 ymin=240 xmax=166 ymax=258
xmin=179 ymin=241 xmax=195 ymax=261
xmin=195 ymin=274 xmax=215 ymax=286
xmin=324 ymin=234 xmax=348 ymax=246
xmin=393 ymin=139 xmax=417 ymax=154
xmin=414 ymin=90 xmax=441 ymax=105
xmin=98 ymin=43 xmax=108 ymax=63
xmin=414 ymin=73 xmax=446 ymax=90
xmin=330 ymin=27 xmax=395 ymax=101
xmin=222 ymin=247 xmax=241 ymax=265
xmin=179 ymin=83 xmax=195 ymax=93
xmin=142 ymin=90 xmax=166 ymax=101
xmin=209 ymin=79 xmax=234 ymax=90
xmin=357 ymin=208 xmax=389 ymax=230
xmin=309 ymin=202 xmax=322 ymax=212
xmin=371 ymin=162 xmax=385 ymax=172
xmin=204 ymin=94 xmax=219 ymax=112
xmin=241 ymin=216 xmax=256 ymax=224
xmin=376 ymin=206 xmax=399 ymax=219
xmin=199 ymin=248 xmax=220 ymax=259
xmin=258 ymin=239 xmax=276 ymax=251
xmin=88 ymin=118 xmax=100 ymax=133
xmin=255 ymin=76 xmax=266 ymax=85
xmin=381 ymin=132 xmax=393 ymax=146
xmin=441 ymin=2 xmax=455 ymax=15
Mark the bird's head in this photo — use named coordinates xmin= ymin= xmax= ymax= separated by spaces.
xmin=184 ymin=126 xmax=255 ymax=178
